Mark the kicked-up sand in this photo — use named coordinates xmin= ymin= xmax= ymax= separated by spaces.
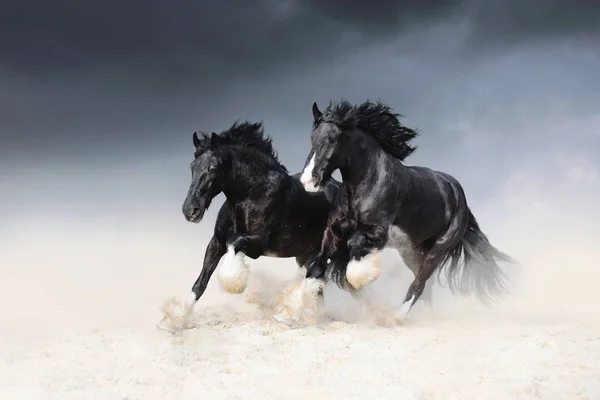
xmin=1 ymin=218 xmax=599 ymax=400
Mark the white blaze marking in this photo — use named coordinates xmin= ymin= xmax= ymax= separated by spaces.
xmin=300 ymin=155 xmax=318 ymax=192
xmin=217 ymin=245 xmax=250 ymax=294
xmin=346 ymin=251 xmax=381 ymax=290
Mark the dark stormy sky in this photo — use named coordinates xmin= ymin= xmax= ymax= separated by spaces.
xmin=1 ymin=0 xmax=599 ymax=243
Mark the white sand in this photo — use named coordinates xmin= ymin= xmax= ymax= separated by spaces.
xmin=1 ymin=219 xmax=599 ymax=400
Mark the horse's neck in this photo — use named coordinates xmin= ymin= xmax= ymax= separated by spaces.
xmin=342 ymin=148 xmax=405 ymax=213
xmin=343 ymin=147 xmax=399 ymax=188
xmin=221 ymin=155 xmax=284 ymax=202
xmin=219 ymin=156 xmax=248 ymax=199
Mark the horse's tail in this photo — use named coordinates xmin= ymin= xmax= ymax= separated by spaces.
xmin=439 ymin=208 xmax=515 ymax=305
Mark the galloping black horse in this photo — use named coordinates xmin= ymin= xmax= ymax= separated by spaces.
xmin=158 ymin=121 xmax=343 ymax=332
xmin=285 ymin=100 xmax=515 ymax=323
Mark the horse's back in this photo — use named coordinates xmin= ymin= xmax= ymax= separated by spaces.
xmin=406 ymin=165 xmax=464 ymax=198
xmin=397 ymin=165 xmax=466 ymax=244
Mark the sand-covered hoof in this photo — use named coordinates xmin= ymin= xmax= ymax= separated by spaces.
xmin=157 ymin=295 xmax=196 ymax=334
xmin=346 ymin=252 xmax=381 ymax=290
xmin=391 ymin=295 xmax=415 ymax=326
xmin=217 ymin=245 xmax=250 ymax=294
xmin=272 ymin=312 xmax=299 ymax=328
xmin=273 ymin=278 xmax=324 ymax=327
xmin=156 ymin=316 xmax=180 ymax=334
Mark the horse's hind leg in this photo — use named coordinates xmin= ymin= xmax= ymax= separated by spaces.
xmin=399 ymin=247 xmax=433 ymax=306
xmin=395 ymin=215 xmax=467 ymax=322
xmin=273 ymin=235 xmax=333 ymax=328
xmin=298 ymin=253 xmax=325 ymax=305
xmin=294 ymin=252 xmax=325 ymax=310
xmin=273 ymin=253 xmax=327 ymax=328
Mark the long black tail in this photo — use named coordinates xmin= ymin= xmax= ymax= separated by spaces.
xmin=438 ymin=208 xmax=515 ymax=305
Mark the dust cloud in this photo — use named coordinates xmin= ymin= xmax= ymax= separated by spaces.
xmin=1 ymin=177 xmax=599 ymax=399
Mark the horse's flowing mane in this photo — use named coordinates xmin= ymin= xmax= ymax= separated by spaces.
xmin=317 ymin=100 xmax=419 ymax=161
xmin=196 ymin=121 xmax=287 ymax=172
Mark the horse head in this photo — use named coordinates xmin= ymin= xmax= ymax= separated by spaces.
xmin=182 ymin=132 xmax=225 ymax=223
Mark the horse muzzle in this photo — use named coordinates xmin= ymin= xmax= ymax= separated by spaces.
xmin=186 ymin=208 xmax=204 ymax=223
xmin=182 ymin=199 xmax=206 ymax=223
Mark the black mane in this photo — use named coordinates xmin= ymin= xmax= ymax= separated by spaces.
xmin=195 ymin=121 xmax=287 ymax=172
xmin=317 ymin=100 xmax=419 ymax=161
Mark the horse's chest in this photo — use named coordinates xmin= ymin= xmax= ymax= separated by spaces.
xmin=353 ymin=186 xmax=397 ymax=217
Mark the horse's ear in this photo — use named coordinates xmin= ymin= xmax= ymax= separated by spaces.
xmin=312 ymin=102 xmax=323 ymax=121
xmin=193 ymin=132 xmax=201 ymax=147
xmin=210 ymin=132 xmax=220 ymax=147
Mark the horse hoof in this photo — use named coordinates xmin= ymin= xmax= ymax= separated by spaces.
xmin=158 ymin=296 xmax=197 ymax=334
xmin=346 ymin=252 xmax=381 ymax=290
xmin=217 ymin=246 xmax=250 ymax=294
xmin=156 ymin=317 xmax=180 ymax=334
xmin=272 ymin=313 xmax=298 ymax=328
xmin=391 ymin=313 xmax=413 ymax=326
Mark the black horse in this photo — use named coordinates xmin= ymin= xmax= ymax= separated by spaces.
xmin=284 ymin=100 xmax=515 ymax=323
xmin=158 ymin=121 xmax=342 ymax=332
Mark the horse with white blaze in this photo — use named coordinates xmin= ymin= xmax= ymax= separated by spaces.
xmin=280 ymin=100 xmax=516 ymax=324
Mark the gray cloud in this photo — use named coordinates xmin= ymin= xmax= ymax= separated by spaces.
xmin=2 ymin=0 xmax=598 ymax=85
xmin=1 ymin=0 xmax=367 ymax=84
xmin=2 ymin=0 xmax=599 ymax=200
xmin=466 ymin=0 xmax=600 ymax=44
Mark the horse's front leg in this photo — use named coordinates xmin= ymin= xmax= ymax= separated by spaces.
xmin=346 ymin=224 xmax=388 ymax=290
xmin=216 ymin=233 xmax=267 ymax=294
xmin=158 ymin=234 xmax=227 ymax=333
xmin=229 ymin=233 xmax=267 ymax=260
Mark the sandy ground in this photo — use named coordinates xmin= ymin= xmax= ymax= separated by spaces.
xmin=1 ymin=220 xmax=599 ymax=400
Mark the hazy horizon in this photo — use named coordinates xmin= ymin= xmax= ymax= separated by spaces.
xmin=2 ymin=0 xmax=600 ymax=318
